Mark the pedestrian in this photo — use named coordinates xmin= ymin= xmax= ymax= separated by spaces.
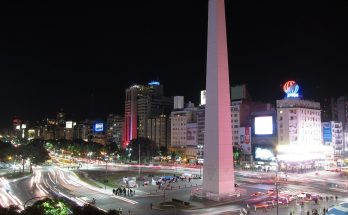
xmin=128 ymin=210 xmax=131 ymax=215
xmin=335 ymin=196 xmax=338 ymax=201
xmin=150 ymin=203 xmax=153 ymax=210
xmin=112 ymin=189 xmax=115 ymax=195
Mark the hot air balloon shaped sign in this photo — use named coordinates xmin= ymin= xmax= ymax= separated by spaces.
xmin=283 ymin=81 xmax=300 ymax=98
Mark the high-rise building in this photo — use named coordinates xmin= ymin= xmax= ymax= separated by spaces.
xmin=170 ymin=104 xmax=197 ymax=148
xmin=12 ymin=117 xmax=21 ymax=138
xmin=106 ymin=114 xmax=124 ymax=145
xmin=147 ymin=114 xmax=170 ymax=148
xmin=331 ymin=96 xmax=348 ymax=130
xmin=123 ymin=81 xmax=172 ymax=148
xmin=74 ymin=120 xmax=92 ymax=142
xmin=277 ymin=99 xmax=322 ymax=146
xmin=57 ymin=111 xmax=66 ymax=126
xmin=322 ymin=121 xmax=344 ymax=157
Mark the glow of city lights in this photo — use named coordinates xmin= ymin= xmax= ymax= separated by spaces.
xmin=276 ymin=144 xmax=333 ymax=162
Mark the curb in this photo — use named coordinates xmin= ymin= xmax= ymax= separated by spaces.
xmin=181 ymin=196 xmax=249 ymax=212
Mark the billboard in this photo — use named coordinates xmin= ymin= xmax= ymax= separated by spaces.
xmin=254 ymin=116 xmax=273 ymax=135
xmin=239 ymin=127 xmax=251 ymax=155
xmin=200 ymin=90 xmax=206 ymax=106
xmin=322 ymin=122 xmax=332 ymax=143
xmin=283 ymin=80 xmax=300 ymax=98
xmin=186 ymin=123 xmax=198 ymax=145
xmin=66 ymin=121 xmax=73 ymax=129
xmin=94 ymin=122 xmax=104 ymax=132
xmin=253 ymin=144 xmax=276 ymax=161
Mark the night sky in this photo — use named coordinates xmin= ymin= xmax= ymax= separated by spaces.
xmin=1 ymin=0 xmax=348 ymax=128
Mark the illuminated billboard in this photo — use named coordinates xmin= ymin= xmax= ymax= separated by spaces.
xmin=186 ymin=123 xmax=198 ymax=145
xmin=283 ymin=80 xmax=300 ymax=98
xmin=253 ymin=145 xmax=276 ymax=161
xmin=94 ymin=123 xmax=104 ymax=132
xmin=322 ymin=122 xmax=332 ymax=143
xmin=200 ymin=90 xmax=206 ymax=106
xmin=254 ymin=116 xmax=273 ymax=135
xmin=239 ymin=127 xmax=252 ymax=155
xmin=66 ymin=121 xmax=73 ymax=129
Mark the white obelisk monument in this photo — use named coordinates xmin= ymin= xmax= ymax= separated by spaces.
xmin=202 ymin=0 xmax=235 ymax=201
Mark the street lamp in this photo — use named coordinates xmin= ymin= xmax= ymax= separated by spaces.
xmin=101 ymin=152 xmax=108 ymax=190
xmin=126 ymin=148 xmax=132 ymax=162
xmin=275 ymin=160 xmax=279 ymax=215
xmin=197 ymin=145 xmax=203 ymax=178
xmin=138 ymin=141 xmax=141 ymax=178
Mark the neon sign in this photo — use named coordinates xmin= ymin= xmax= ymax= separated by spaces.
xmin=283 ymin=80 xmax=300 ymax=98
xmin=94 ymin=123 xmax=104 ymax=132
xmin=148 ymin=81 xmax=160 ymax=86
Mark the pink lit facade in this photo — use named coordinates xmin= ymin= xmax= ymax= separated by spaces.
xmin=203 ymin=0 xmax=236 ymax=200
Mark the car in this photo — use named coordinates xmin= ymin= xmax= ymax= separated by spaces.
xmin=251 ymin=192 xmax=265 ymax=197
xmin=254 ymin=201 xmax=274 ymax=210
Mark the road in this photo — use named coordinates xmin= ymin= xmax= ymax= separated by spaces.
xmin=1 ymin=164 xmax=348 ymax=215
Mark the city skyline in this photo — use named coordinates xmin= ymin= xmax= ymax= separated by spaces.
xmin=2 ymin=0 xmax=348 ymax=127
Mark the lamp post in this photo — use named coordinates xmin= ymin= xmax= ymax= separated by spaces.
xmin=275 ymin=159 xmax=279 ymax=215
xmin=197 ymin=145 xmax=203 ymax=178
xmin=101 ymin=152 xmax=108 ymax=190
xmin=138 ymin=141 xmax=141 ymax=178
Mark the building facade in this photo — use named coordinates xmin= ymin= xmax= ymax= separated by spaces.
xmin=277 ymin=99 xmax=322 ymax=146
xmin=123 ymin=82 xmax=172 ymax=148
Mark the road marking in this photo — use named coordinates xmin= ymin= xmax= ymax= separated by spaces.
xmin=111 ymin=195 xmax=138 ymax=204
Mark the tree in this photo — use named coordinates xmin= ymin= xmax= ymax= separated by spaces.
xmin=127 ymin=138 xmax=159 ymax=163
xmin=0 ymin=205 xmax=21 ymax=215
xmin=0 ymin=141 xmax=15 ymax=163
xmin=17 ymin=140 xmax=50 ymax=172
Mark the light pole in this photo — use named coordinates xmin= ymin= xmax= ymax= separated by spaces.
xmin=138 ymin=141 xmax=141 ymax=178
xmin=275 ymin=159 xmax=279 ymax=215
xmin=197 ymin=145 xmax=203 ymax=178
xmin=101 ymin=152 xmax=108 ymax=190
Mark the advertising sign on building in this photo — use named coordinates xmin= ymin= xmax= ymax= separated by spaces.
xmin=66 ymin=121 xmax=73 ymax=129
xmin=239 ymin=127 xmax=251 ymax=155
xmin=94 ymin=122 xmax=104 ymax=132
xmin=322 ymin=122 xmax=332 ymax=143
xmin=186 ymin=123 xmax=198 ymax=146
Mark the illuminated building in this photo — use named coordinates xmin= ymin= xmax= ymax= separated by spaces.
xmin=57 ymin=111 xmax=65 ymax=126
xmin=196 ymin=86 xmax=272 ymax=161
xmin=170 ymin=102 xmax=197 ymax=148
xmin=147 ymin=114 xmax=170 ymax=148
xmin=276 ymin=81 xmax=326 ymax=162
xmin=322 ymin=121 xmax=344 ymax=157
xmin=106 ymin=114 xmax=124 ymax=145
xmin=65 ymin=121 xmax=75 ymax=140
xmin=12 ymin=117 xmax=21 ymax=138
xmin=74 ymin=120 xmax=93 ymax=142
xmin=251 ymin=110 xmax=278 ymax=170
xmin=123 ymin=81 xmax=172 ymax=148
xmin=277 ymin=99 xmax=322 ymax=146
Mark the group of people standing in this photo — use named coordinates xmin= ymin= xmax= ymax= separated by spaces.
xmin=113 ymin=187 xmax=135 ymax=197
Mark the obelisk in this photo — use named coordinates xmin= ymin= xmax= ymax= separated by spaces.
xmin=203 ymin=0 xmax=235 ymax=201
